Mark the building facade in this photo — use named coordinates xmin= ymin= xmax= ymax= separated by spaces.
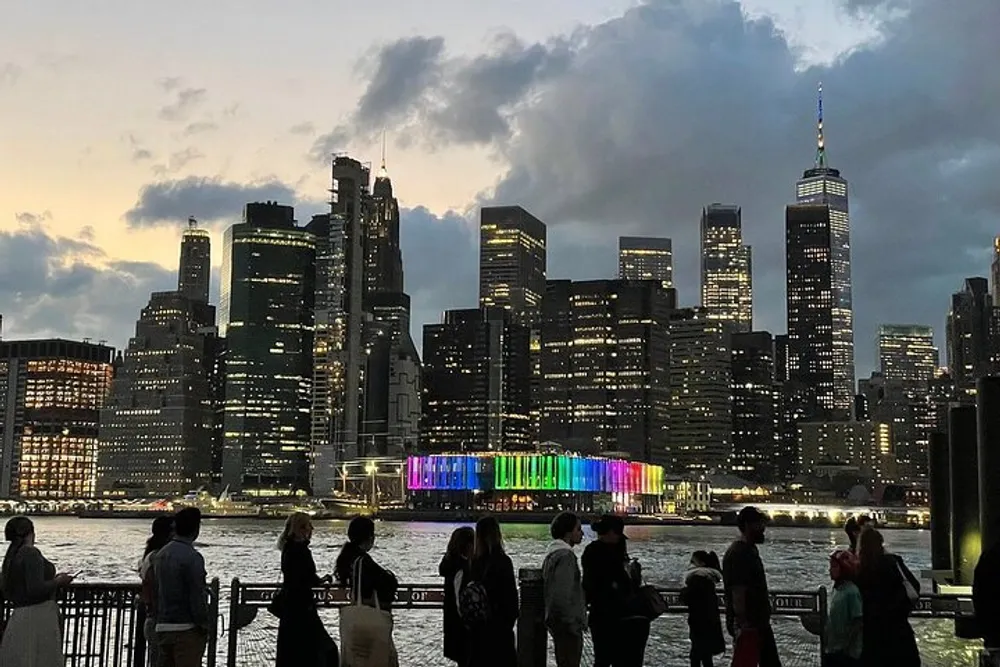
xmin=667 ymin=309 xmax=732 ymax=474
xmin=220 ymin=202 xmax=316 ymax=496
xmin=0 ymin=339 xmax=114 ymax=498
xmin=700 ymin=205 xmax=752 ymax=332
xmin=618 ymin=236 xmax=673 ymax=290
xmin=730 ymin=331 xmax=779 ymax=482
xmin=799 ymin=420 xmax=895 ymax=484
xmin=478 ymin=206 xmax=547 ymax=327
xmin=421 ymin=308 xmax=531 ymax=453
xmin=946 ymin=277 xmax=996 ymax=396
xmin=178 ymin=217 xmax=211 ymax=304
xmin=539 ymin=279 xmax=673 ymax=464
xmin=878 ymin=324 xmax=938 ymax=390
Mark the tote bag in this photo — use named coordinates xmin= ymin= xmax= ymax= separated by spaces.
xmin=339 ymin=557 xmax=398 ymax=667
xmin=731 ymin=628 xmax=761 ymax=667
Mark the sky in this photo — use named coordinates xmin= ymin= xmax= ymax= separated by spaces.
xmin=1 ymin=0 xmax=998 ymax=376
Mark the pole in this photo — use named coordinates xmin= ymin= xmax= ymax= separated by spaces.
xmin=949 ymin=405 xmax=980 ymax=586
xmin=929 ymin=431 xmax=952 ymax=576
xmin=516 ymin=568 xmax=546 ymax=667
xmin=978 ymin=377 xmax=1000 ymax=553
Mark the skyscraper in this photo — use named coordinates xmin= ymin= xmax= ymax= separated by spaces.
xmin=540 ymin=279 xmax=673 ymax=463
xmin=730 ymin=332 xmax=779 ymax=482
xmin=946 ymin=277 xmax=996 ymax=395
xmin=99 ymin=292 xmax=217 ymax=496
xmin=618 ymin=237 xmax=673 ymax=290
xmin=878 ymin=325 xmax=938 ymax=390
xmin=992 ymin=236 xmax=1000 ymax=307
xmin=667 ymin=309 xmax=732 ymax=474
xmin=787 ymin=84 xmax=854 ymax=419
xmin=178 ymin=217 xmax=211 ymax=304
xmin=479 ymin=206 xmax=547 ymax=326
xmin=0 ymin=339 xmax=114 ymax=498
xmin=700 ymin=205 xmax=752 ymax=332
xmin=421 ymin=308 xmax=531 ymax=452
xmin=220 ymin=202 xmax=315 ymax=496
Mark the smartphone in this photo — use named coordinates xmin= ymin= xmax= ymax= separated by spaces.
xmin=72 ymin=570 xmax=84 ymax=578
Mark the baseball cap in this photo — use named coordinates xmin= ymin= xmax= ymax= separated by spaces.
xmin=592 ymin=514 xmax=627 ymax=539
xmin=736 ymin=506 xmax=768 ymax=530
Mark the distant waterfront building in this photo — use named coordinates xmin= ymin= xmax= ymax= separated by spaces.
xmin=220 ymin=202 xmax=316 ymax=496
xmin=539 ymin=279 xmax=673 ymax=464
xmin=667 ymin=309 xmax=732 ymax=474
xmin=799 ymin=420 xmax=895 ymax=484
xmin=878 ymin=325 xmax=938 ymax=390
xmin=618 ymin=237 xmax=673 ymax=290
xmin=700 ymin=205 xmax=752 ymax=332
xmin=730 ymin=332 xmax=779 ymax=482
xmin=99 ymin=292 xmax=218 ymax=496
xmin=479 ymin=206 xmax=547 ymax=327
xmin=421 ymin=307 xmax=531 ymax=453
xmin=787 ymin=84 xmax=854 ymax=420
xmin=0 ymin=339 xmax=114 ymax=498
xmin=946 ymin=277 xmax=996 ymax=396
xmin=178 ymin=217 xmax=211 ymax=304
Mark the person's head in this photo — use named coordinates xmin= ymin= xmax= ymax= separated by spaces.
xmin=829 ymin=549 xmax=859 ymax=584
xmin=858 ymin=515 xmax=876 ymax=533
xmin=845 ymin=517 xmax=859 ymax=547
xmin=550 ymin=512 xmax=584 ymax=547
xmin=174 ymin=507 xmax=202 ymax=541
xmin=474 ymin=516 xmax=505 ymax=561
xmin=736 ymin=506 xmax=768 ymax=544
xmin=145 ymin=516 xmax=174 ymax=557
xmin=4 ymin=516 xmax=34 ymax=547
xmin=592 ymin=514 xmax=627 ymax=545
xmin=347 ymin=516 xmax=376 ymax=552
xmin=278 ymin=512 xmax=313 ymax=551
xmin=446 ymin=526 xmax=475 ymax=561
xmin=691 ymin=550 xmax=721 ymax=571
xmin=857 ymin=527 xmax=885 ymax=572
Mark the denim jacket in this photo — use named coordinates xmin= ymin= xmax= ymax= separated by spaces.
xmin=153 ymin=537 xmax=209 ymax=630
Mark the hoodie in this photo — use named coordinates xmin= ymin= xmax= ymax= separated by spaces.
xmin=682 ymin=566 xmax=725 ymax=656
xmin=542 ymin=540 xmax=587 ymax=635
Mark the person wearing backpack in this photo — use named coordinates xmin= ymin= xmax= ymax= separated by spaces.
xmin=543 ymin=512 xmax=586 ymax=667
xmin=464 ymin=516 xmax=518 ymax=667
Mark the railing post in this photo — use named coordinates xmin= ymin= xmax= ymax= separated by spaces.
xmin=135 ymin=601 xmax=147 ymax=667
xmin=227 ymin=578 xmax=241 ymax=667
xmin=516 ymin=568 xmax=546 ymax=667
xmin=206 ymin=578 xmax=220 ymax=667
xmin=817 ymin=586 xmax=828 ymax=657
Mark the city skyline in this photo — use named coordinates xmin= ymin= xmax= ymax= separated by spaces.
xmin=1 ymin=0 xmax=997 ymax=378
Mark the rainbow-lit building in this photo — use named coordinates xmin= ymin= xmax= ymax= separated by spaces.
xmin=406 ymin=453 xmax=665 ymax=514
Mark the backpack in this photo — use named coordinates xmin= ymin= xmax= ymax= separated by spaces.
xmin=458 ymin=573 xmax=490 ymax=629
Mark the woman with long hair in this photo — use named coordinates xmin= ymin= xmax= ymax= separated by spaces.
xmin=856 ymin=529 xmax=919 ymax=667
xmin=466 ymin=516 xmax=519 ymax=667
xmin=275 ymin=512 xmax=337 ymax=667
xmin=0 ymin=516 xmax=75 ymax=666
xmin=139 ymin=515 xmax=173 ymax=667
xmin=440 ymin=526 xmax=475 ymax=665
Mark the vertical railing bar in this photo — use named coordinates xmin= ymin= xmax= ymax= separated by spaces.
xmin=227 ymin=578 xmax=241 ymax=667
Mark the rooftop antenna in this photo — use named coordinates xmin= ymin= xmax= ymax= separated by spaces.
xmin=815 ymin=82 xmax=826 ymax=168
xmin=187 ymin=216 xmax=197 ymax=229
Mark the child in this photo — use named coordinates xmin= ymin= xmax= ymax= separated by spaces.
xmin=824 ymin=549 xmax=863 ymax=667
xmin=681 ymin=550 xmax=725 ymax=667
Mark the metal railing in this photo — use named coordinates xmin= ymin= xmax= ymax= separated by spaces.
xmin=0 ymin=579 xmax=220 ymax=667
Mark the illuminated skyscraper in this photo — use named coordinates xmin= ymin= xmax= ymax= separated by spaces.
xmin=178 ymin=217 xmax=211 ymax=304
xmin=618 ymin=237 xmax=673 ymax=290
xmin=992 ymin=237 xmax=1000 ymax=307
xmin=786 ymin=84 xmax=854 ymax=419
xmin=479 ymin=206 xmax=546 ymax=326
xmin=730 ymin=332 xmax=779 ymax=482
xmin=220 ymin=202 xmax=316 ymax=496
xmin=946 ymin=277 xmax=996 ymax=395
xmin=0 ymin=339 xmax=114 ymax=498
xmin=700 ymin=205 xmax=752 ymax=332
xmin=878 ymin=325 xmax=938 ymax=390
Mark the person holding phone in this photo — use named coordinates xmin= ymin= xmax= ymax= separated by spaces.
xmin=0 ymin=516 xmax=76 ymax=664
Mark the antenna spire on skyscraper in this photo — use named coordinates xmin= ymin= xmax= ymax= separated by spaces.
xmin=380 ymin=129 xmax=387 ymax=175
xmin=815 ymin=82 xmax=826 ymax=168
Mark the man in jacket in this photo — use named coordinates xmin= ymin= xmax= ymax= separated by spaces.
xmin=543 ymin=512 xmax=586 ymax=667
xmin=154 ymin=507 xmax=209 ymax=667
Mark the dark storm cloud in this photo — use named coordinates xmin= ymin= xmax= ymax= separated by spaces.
xmin=340 ymin=0 xmax=999 ymax=372
xmin=124 ymin=176 xmax=300 ymax=228
xmin=0 ymin=225 xmax=173 ymax=345
xmin=355 ymin=36 xmax=446 ymax=127
xmin=159 ymin=87 xmax=207 ymax=122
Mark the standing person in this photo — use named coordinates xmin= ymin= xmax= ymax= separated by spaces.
xmin=155 ymin=507 xmax=210 ymax=667
xmin=139 ymin=516 xmax=174 ymax=667
xmin=582 ymin=514 xmax=650 ymax=667
xmin=0 ymin=516 xmax=75 ymax=666
xmin=823 ymin=550 xmax=863 ymax=667
xmin=466 ymin=516 xmax=519 ymax=667
xmin=542 ymin=512 xmax=587 ymax=667
xmin=681 ymin=550 xmax=725 ymax=667
xmin=723 ymin=506 xmax=781 ymax=667
xmin=844 ymin=518 xmax=860 ymax=553
xmin=275 ymin=512 xmax=338 ymax=667
xmin=439 ymin=526 xmax=475 ymax=666
xmin=855 ymin=529 xmax=919 ymax=667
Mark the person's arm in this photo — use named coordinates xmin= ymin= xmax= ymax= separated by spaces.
xmin=725 ymin=546 xmax=752 ymax=630
xmin=500 ymin=555 xmax=520 ymax=625
xmin=187 ymin=551 xmax=209 ymax=631
xmin=366 ymin=556 xmax=399 ymax=605
xmin=21 ymin=548 xmax=58 ymax=604
xmin=581 ymin=548 xmax=600 ymax=606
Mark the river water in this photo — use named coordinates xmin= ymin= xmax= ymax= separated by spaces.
xmin=27 ymin=517 xmax=980 ymax=666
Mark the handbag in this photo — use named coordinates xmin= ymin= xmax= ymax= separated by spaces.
xmin=267 ymin=588 xmax=286 ymax=619
xmin=894 ymin=557 xmax=920 ymax=605
xmin=339 ymin=557 xmax=398 ymax=667
xmin=627 ymin=585 xmax=668 ymax=620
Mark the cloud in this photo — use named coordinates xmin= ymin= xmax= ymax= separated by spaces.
xmin=158 ymin=76 xmax=183 ymax=92
xmin=337 ymin=0 xmax=1000 ymax=373
xmin=123 ymin=176 xmax=304 ymax=228
xmin=184 ymin=121 xmax=218 ymax=136
xmin=15 ymin=211 xmax=52 ymax=226
xmin=132 ymin=148 xmax=154 ymax=162
xmin=152 ymin=147 xmax=206 ymax=176
xmin=289 ymin=121 xmax=316 ymax=136
xmin=0 ymin=63 xmax=20 ymax=86
xmin=159 ymin=87 xmax=207 ymax=122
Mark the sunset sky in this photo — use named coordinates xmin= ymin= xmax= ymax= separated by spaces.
xmin=1 ymin=0 xmax=996 ymax=374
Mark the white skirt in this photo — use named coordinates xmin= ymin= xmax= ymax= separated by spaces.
xmin=0 ymin=600 xmax=64 ymax=667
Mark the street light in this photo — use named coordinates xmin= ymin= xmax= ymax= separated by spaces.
xmin=365 ymin=462 xmax=378 ymax=510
